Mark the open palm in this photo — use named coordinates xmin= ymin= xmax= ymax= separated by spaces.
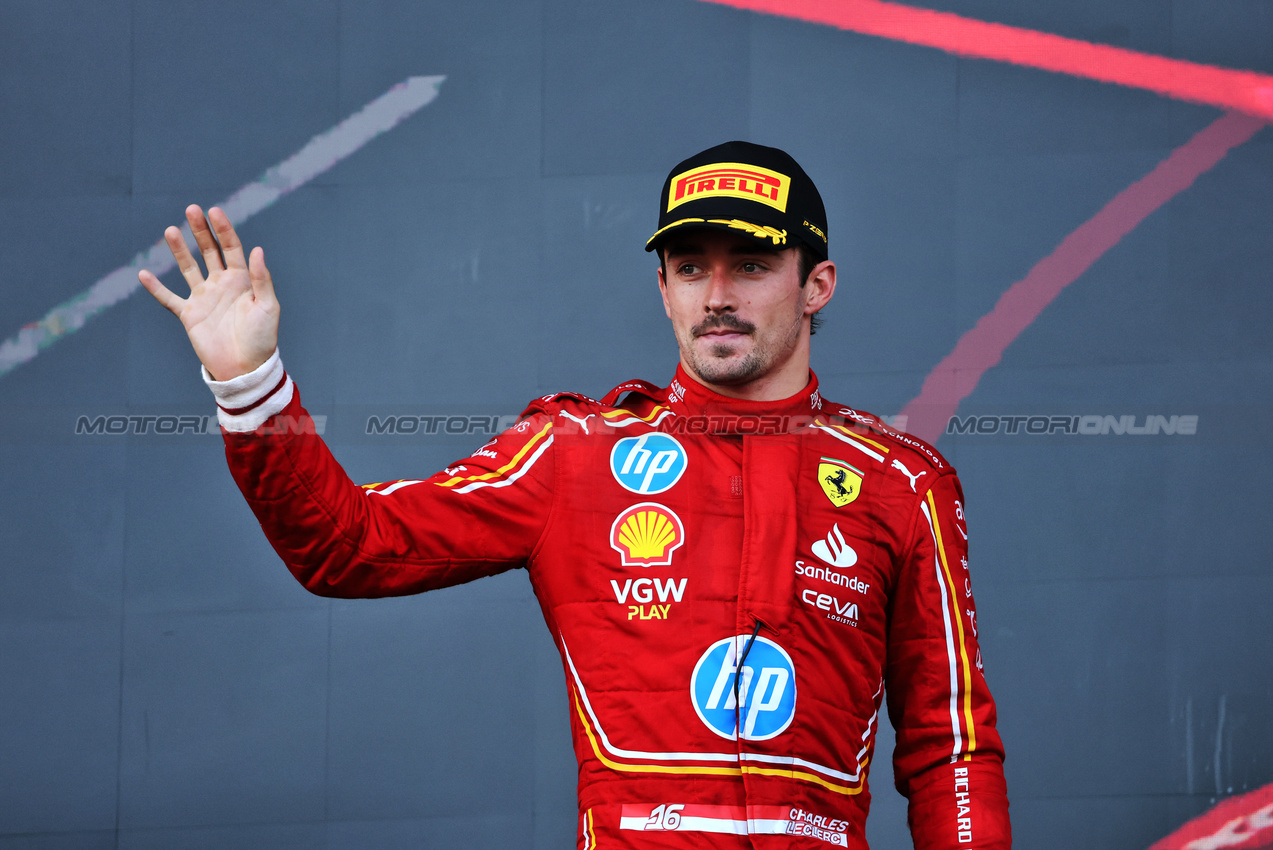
xmin=139 ymin=205 xmax=280 ymax=381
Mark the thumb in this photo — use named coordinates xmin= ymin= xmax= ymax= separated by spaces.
xmin=249 ymin=246 xmax=277 ymax=308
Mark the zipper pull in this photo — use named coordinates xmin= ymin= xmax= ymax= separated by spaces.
xmin=732 ymin=617 xmax=765 ymax=716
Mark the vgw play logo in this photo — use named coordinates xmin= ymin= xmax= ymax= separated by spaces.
xmin=690 ymin=635 xmax=796 ymax=741
xmin=610 ymin=433 xmax=687 ymax=495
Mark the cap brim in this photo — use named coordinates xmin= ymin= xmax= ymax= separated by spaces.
xmin=644 ymin=217 xmax=792 ymax=253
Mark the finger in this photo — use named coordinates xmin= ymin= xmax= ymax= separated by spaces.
xmin=138 ymin=268 xmax=186 ymax=316
xmin=207 ymin=206 xmax=247 ymax=270
xmin=185 ymin=204 xmax=226 ymax=273
xmin=164 ymin=225 xmax=205 ymax=292
xmin=248 ymin=246 xmax=278 ymax=307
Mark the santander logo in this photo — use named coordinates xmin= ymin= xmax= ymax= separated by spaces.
xmin=811 ymin=524 xmax=857 ymax=568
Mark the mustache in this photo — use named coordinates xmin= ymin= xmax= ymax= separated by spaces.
xmin=692 ymin=315 xmax=755 ymax=338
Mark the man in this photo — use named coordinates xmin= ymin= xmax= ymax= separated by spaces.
xmin=140 ymin=141 xmax=1010 ymax=849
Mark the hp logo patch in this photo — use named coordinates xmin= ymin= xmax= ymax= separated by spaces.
xmin=609 ymin=433 xmax=688 ymax=495
xmin=690 ymin=635 xmax=796 ymax=741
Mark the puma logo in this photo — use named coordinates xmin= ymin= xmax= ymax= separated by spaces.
xmin=891 ymin=458 xmax=926 ymax=493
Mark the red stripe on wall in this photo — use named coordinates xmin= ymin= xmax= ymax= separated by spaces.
xmin=899 ymin=111 xmax=1266 ymax=443
xmin=701 ymin=0 xmax=1273 ymax=119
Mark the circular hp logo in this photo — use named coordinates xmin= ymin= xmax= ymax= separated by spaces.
xmin=690 ymin=635 xmax=796 ymax=741
xmin=609 ymin=433 xmax=688 ymax=495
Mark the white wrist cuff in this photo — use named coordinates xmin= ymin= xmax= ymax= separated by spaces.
xmin=202 ymin=349 xmax=294 ymax=432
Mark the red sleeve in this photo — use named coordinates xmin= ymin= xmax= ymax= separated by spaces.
xmin=886 ymin=470 xmax=1011 ymax=849
xmin=222 ymin=387 xmax=556 ymax=598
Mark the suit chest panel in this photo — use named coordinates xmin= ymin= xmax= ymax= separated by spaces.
xmin=534 ymin=430 xmax=903 ymax=634
xmin=742 ymin=435 xmax=900 ymax=663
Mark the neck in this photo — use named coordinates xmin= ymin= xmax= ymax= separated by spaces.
xmin=679 ymin=346 xmax=813 ymax=401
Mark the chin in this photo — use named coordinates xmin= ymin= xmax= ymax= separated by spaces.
xmin=698 ymin=337 xmax=750 ymax=358
xmin=697 ymin=356 xmax=766 ymax=386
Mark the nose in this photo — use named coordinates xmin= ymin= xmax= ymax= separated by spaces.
xmin=703 ymin=264 xmax=737 ymax=314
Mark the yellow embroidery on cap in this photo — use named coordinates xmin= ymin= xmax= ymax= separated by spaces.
xmin=645 ymin=217 xmax=706 ymax=247
xmin=708 ymin=219 xmax=787 ymax=246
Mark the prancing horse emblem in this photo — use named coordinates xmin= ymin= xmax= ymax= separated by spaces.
xmin=818 ymin=457 xmax=863 ymax=508
xmin=825 ymin=469 xmax=851 ymax=498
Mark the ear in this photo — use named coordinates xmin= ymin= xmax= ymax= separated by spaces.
xmin=658 ymin=263 xmax=672 ymax=320
xmin=802 ymin=260 xmax=836 ymax=317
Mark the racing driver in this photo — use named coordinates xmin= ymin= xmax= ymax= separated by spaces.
xmin=139 ymin=141 xmax=1011 ymax=849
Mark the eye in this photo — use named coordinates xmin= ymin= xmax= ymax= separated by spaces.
xmin=677 ymin=263 xmax=700 ymax=276
xmin=741 ymin=262 xmax=762 ymax=274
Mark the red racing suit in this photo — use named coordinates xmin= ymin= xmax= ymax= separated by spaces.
xmin=215 ymin=356 xmax=1009 ymax=849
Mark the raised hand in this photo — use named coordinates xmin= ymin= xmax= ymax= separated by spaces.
xmin=139 ymin=205 xmax=280 ymax=381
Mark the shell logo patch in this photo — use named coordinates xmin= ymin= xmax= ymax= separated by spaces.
xmin=818 ymin=457 xmax=863 ymax=507
xmin=610 ymin=502 xmax=685 ymax=567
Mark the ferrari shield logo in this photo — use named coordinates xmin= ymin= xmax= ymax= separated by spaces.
xmin=818 ymin=457 xmax=863 ymax=507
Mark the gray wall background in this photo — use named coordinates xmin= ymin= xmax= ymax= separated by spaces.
xmin=1 ymin=1 xmax=1270 ymax=847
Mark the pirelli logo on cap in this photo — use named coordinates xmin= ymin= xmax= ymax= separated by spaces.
xmin=667 ymin=162 xmax=790 ymax=213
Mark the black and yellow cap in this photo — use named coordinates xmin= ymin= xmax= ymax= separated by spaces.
xmin=645 ymin=141 xmax=828 ymax=261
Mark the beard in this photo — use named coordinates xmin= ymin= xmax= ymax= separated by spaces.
xmin=689 ymin=344 xmax=766 ymax=385
xmin=682 ymin=310 xmax=802 ymax=387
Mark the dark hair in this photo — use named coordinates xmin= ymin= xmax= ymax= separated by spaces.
xmin=659 ymin=242 xmax=825 ymax=335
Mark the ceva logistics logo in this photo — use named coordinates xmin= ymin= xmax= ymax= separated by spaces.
xmin=690 ymin=635 xmax=796 ymax=741
xmin=610 ymin=433 xmax=688 ymax=495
